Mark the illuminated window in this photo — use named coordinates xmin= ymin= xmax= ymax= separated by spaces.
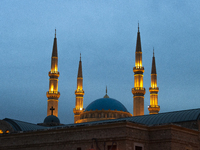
xmin=5 ymin=130 xmax=9 ymax=134
xmin=0 ymin=130 xmax=3 ymax=134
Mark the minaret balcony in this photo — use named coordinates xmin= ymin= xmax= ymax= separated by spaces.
xmin=133 ymin=67 xmax=144 ymax=73
xmin=46 ymin=91 xmax=60 ymax=98
xmin=149 ymin=87 xmax=159 ymax=92
xmin=132 ymin=87 xmax=146 ymax=95
xmin=73 ymin=108 xmax=84 ymax=115
xmin=148 ymin=105 xmax=160 ymax=112
xmin=49 ymin=71 xmax=60 ymax=76
xmin=75 ymin=90 xmax=84 ymax=95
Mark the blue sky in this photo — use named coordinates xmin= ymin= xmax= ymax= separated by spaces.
xmin=0 ymin=1 xmax=200 ymax=124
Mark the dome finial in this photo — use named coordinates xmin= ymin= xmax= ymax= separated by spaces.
xmin=55 ymin=29 xmax=56 ymax=38
xmin=80 ymin=53 xmax=81 ymax=61
xmin=138 ymin=21 xmax=139 ymax=32
xmin=103 ymin=86 xmax=109 ymax=98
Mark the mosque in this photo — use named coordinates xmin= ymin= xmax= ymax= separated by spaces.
xmin=44 ymin=26 xmax=159 ymax=125
xmin=0 ymin=26 xmax=200 ymax=150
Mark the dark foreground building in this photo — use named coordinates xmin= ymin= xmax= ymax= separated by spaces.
xmin=0 ymin=108 xmax=200 ymax=150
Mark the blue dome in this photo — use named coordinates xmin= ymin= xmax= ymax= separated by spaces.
xmin=85 ymin=98 xmax=128 ymax=112
xmin=44 ymin=115 xmax=60 ymax=124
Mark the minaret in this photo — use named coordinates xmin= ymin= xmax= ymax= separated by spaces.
xmin=73 ymin=54 xmax=84 ymax=123
xmin=132 ymin=24 xmax=146 ymax=116
xmin=148 ymin=49 xmax=160 ymax=114
xmin=46 ymin=29 xmax=60 ymax=117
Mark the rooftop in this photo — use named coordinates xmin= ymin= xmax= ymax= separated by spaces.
xmin=3 ymin=108 xmax=200 ymax=133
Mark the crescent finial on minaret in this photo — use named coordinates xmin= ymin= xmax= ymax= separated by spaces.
xmin=153 ymin=47 xmax=154 ymax=57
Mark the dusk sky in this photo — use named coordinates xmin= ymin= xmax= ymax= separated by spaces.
xmin=1 ymin=1 xmax=200 ymax=124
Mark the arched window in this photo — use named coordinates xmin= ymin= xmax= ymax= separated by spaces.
xmin=111 ymin=113 xmax=114 ymax=118
xmin=103 ymin=113 xmax=105 ymax=118
xmin=114 ymin=114 xmax=116 ymax=118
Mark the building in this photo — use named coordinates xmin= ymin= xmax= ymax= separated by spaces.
xmin=0 ymin=26 xmax=199 ymax=150
xmin=0 ymin=108 xmax=200 ymax=150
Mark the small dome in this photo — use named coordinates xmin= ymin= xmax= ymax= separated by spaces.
xmin=85 ymin=98 xmax=128 ymax=112
xmin=44 ymin=115 xmax=60 ymax=124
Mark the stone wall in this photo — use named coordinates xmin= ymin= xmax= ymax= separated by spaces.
xmin=0 ymin=121 xmax=199 ymax=150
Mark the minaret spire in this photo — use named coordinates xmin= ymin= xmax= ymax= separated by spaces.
xmin=73 ymin=54 xmax=84 ymax=123
xmin=136 ymin=23 xmax=142 ymax=52
xmin=52 ymin=29 xmax=58 ymax=57
xmin=148 ymin=49 xmax=160 ymax=114
xmin=132 ymin=25 xmax=146 ymax=116
xmin=78 ymin=53 xmax=82 ymax=78
xmin=151 ymin=48 xmax=156 ymax=74
xmin=46 ymin=30 xmax=60 ymax=117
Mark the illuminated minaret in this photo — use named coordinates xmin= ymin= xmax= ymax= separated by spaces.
xmin=46 ymin=29 xmax=60 ymax=117
xmin=73 ymin=54 xmax=84 ymax=123
xmin=148 ymin=50 xmax=160 ymax=114
xmin=132 ymin=24 xmax=146 ymax=116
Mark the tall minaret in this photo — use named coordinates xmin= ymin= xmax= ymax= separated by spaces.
xmin=73 ymin=54 xmax=84 ymax=123
xmin=132 ymin=24 xmax=146 ymax=116
xmin=148 ymin=50 xmax=160 ymax=114
xmin=46 ymin=29 xmax=60 ymax=117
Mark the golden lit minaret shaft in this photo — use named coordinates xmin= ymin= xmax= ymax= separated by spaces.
xmin=132 ymin=25 xmax=146 ymax=116
xmin=148 ymin=50 xmax=160 ymax=114
xmin=46 ymin=29 xmax=60 ymax=117
xmin=73 ymin=54 xmax=84 ymax=123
